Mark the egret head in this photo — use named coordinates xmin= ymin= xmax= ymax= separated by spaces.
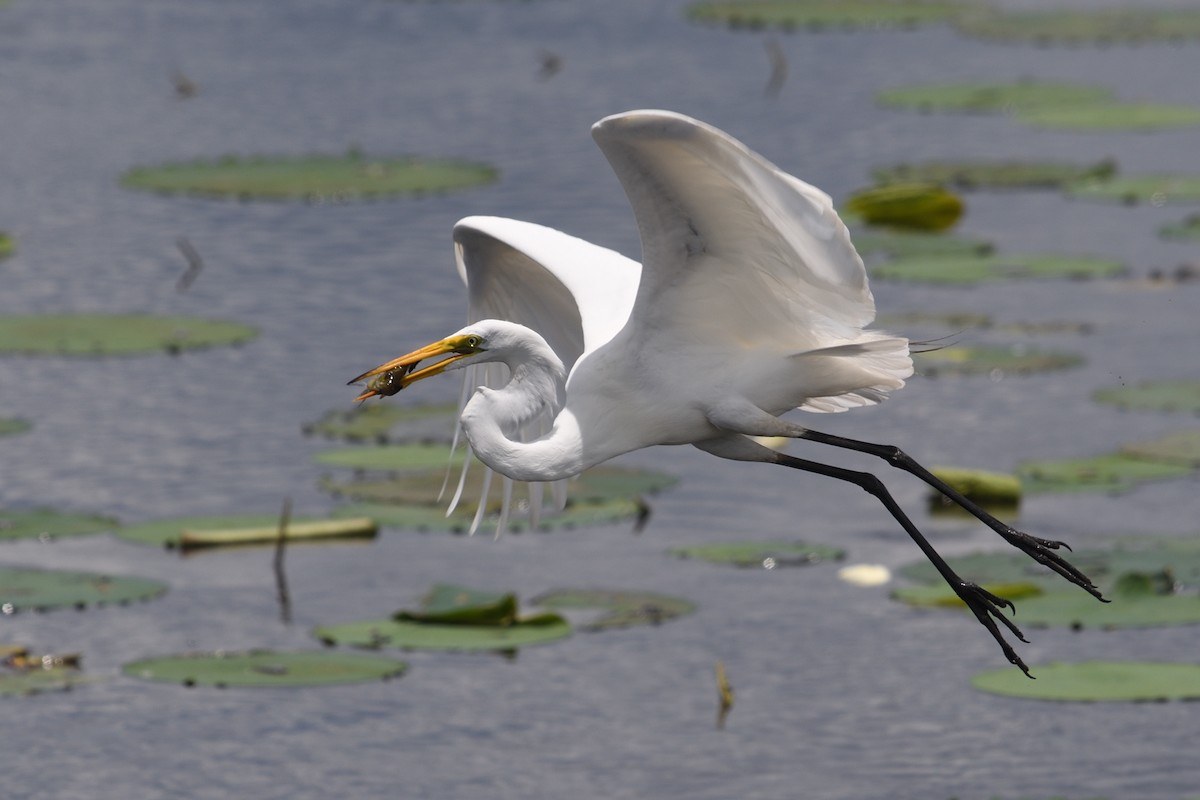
xmin=348 ymin=324 xmax=494 ymax=401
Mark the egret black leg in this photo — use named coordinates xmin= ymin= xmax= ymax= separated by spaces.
xmin=773 ymin=452 xmax=1034 ymax=677
xmin=796 ymin=429 xmax=1104 ymax=601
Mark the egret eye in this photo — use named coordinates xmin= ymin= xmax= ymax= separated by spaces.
xmin=466 ymin=335 xmax=482 ymax=348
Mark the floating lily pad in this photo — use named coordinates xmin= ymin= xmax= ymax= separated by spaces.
xmin=844 ymin=183 xmax=964 ymax=232
xmin=1094 ymin=380 xmax=1200 ymax=415
xmin=1066 ymin=175 xmax=1200 ymax=205
xmin=876 ymin=310 xmax=993 ymax=330
xmin=1016 ymin=453 xmax=1192 ymax=494
xmin=876 ymin=80 xmax=1114 ymax=114
xmin=123 ymin=650 xmax=406 ymax=687
xmin=1120 ymin=429 xmax=1200 ymax=467
xmin=0 ymin=314 xmax=257 ymax=356
xmin=852 ymin=230 xmax=993 ymax=260
xmin=668 ymin=540 xmax=844 ymax=568
xmin=871 ymin=158 xmax=1116 ymax=190
xmin=927 ymin=467 xmax=1020 ymax=514
xmin=0 ymin=508 xmax=117 ymax=542
xmin=177 ymin=517 xmax=378 ymax=552
xmin=0 ymin=418 xmax=31 ymax=437
xmin=973 ymin=661 xmax=1200 ymax=702
xmin=0 ymin=567 xmax=166 ymax=612
xmin=333 ymin=498 xmax=642 ymax=534
xmin=915 ymin=345 xmax=1084 ymax=377
xmin=315 ymin=585 xmax=571 ymax=652
xmin=0 ymin=232 xmax=13 ymax=260
xmin=872 ymin=252 xmax=1125 ymax=284
xmin=313 ymin=443 xmax=461 ymax=472
xmin=1160 ymin=214 xmax=1200 ymax=241
xmin=530 ymin=589 xmax=696 ymax=631
xmin=0 ymin=666 xmax=86 ymax=697
xmin=686 ymin=0 xmax=973 ymax=31
xmin=303 ymin=403 xmax=456 ymax=443
xmin=1020 ymin=103 xmax=1200 ymax=132
xmin=323 ymin=465 xmax=675 ymax=507
xmin=121 ymin=153 xmax=497 ymax=202
xmin=117 ymin=513 xmax=356 ymax=549
xmin=954 ymin=8 xmax=1200 ymax=45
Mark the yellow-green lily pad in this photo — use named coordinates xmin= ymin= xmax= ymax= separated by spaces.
xmin=686 ymin=0 xmax=973 ymax=31
xmin=117 ymin=513 xmax=365 ymax=549
xmin=0 ymin=508 xmax=117 ymax=542
xmin=1120 ymin=429 xmax=1200 ymax=467
xmin=0 ymin=314 xmax=257 ymax=356
xmin=916 ymin=345 xmax=1084 ymax=377
xmin=1066 ymin=175 xmax=1200 ymax=205
xmin=0 ymin=666 xmax=87 ymax=697
xmin=1020 ymin=103 xmax=1200 ymax=132
xmin=121 ymin=153 xmax=497 ymax=202
xmin=1160 ymin=214 xmax=1200 ymax=241
xmin=0 ymin=567 xmax=167 ymax=612
xmin=177 ymin=518 xmax=377 ymax=552
xmin=876 ymin=80 xmax=1114 ymax=114
xmin=1094 ymin=380 xmax=1200 ymax=414
xmin=668 ymin=540 xmax=844 ymax=568
xmin=530 ymin=589 xmax=696 ymax=631
xmin=303 ymin=403 xmax=457 ymax=444
xmin=972 ymin=661 xmax=1200 ymax=702
xmin=123 ymin=650 xmax=407 ymax=687
xmin=872 ymin=252 xmax=1125 ymax=284
xmin=0 ymin=418 xmax=32 ymax=438
xmin=1016 ymin=453 xmax=1192 ymax=494
xmin=0 ymin=232 xmax=13 ymax=260
xmin=844 ymin=183 xmax=964 ymax=232
xmin=313 ymin=443 xmax=460 ymax=472
xmin=927 ymin=467 xmax=1020 ymax=514
xmin=954 ymin=8 xmax=1200 ymax=45
xmin=872 ymin=158 xmax=1116 ymax=190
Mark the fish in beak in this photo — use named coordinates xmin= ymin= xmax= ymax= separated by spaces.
xmin=348 ymin=334 xmax=483 ymax=402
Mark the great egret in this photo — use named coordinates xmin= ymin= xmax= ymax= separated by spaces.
xmin=351 ymin=110 xmax=1101 ymax=675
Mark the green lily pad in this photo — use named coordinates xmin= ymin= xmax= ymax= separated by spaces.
xmin=915 ymin=345 xmax=1084 ymax=377
xmin=1020 ymin=103 xmax=1200 ymax=132
xmin=873 ymin=252 xmax=1125 ymax=284
xmin=876 ymin=80 xmax=1115 ymax=114
xmin=313 ymin=443 xmax=462 ymax=472
xmin=0 ymin=567 xmax=167 ymax=612
xmin=177 ymin=517 xmax=378 ymax=552
xmin=1120 ymin=429 xmax=1200 ymax=467
xmin=117 ymin=513 xmax=355 ymax=549
xmin=323 ymin=465 xmax=675 ymax=507
xmin=314 ymin=616 xmax=572 ymax=652
xmin=1094 ymin=380 xmax=1200 ymax=414
xmin=0 ymin=667 xmax=87 ymax=697
xmin=972 ymin=661 xmax=1200 ymax=702
xmin=333 ymin=498 xmax=643 ymax=534
xmin=685 ymin=0 xmax=973 ymax=31
xmin=396 ymin=584 xmax=523 ymax=626
xmin=530 ymin=589 xmax=696 ymax=631
xmin=303 ymin=403 xmax=457 ymax=443
xmin=852 ymin=230 xmax=993 ymax=260
xmin=844 ymin=183 xmax=964 ymax=232
xmin=0 ymin=314 xmax=257 ymax=356
xmin=668 ymin=540 xmax=844 ymax=568
xmin=121 ymin=153 xmax=497 ymax=202
xmin=0 ymin=418 xmax=31 ymax=438
xmin=871 ymin=158 xmax=1117 ymax=190
xmin=892 ymin=581 xmax=1044 ymax=607
xmin=0 ymin=508 xmax=117 ymax=542
xmin=0 ymin=232 xmax=13 ymax=260
xmin=1066 ymin=175 xmax=1200 ymax=206
xmin=954 ymin=8 xmax=1200 ymax=45
xmin=123 ymin=650 xmax=407 ymax=687
xmin=1160 ymin=214 xmax=1200 ymax=241
xmin=1016 ymin=453 xmax=1192 ymax=494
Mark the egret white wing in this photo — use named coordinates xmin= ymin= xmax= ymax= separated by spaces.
xmin=591 ymin=110 xmax=877 ymax=351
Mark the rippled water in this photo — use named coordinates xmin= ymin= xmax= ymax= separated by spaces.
xmin=2 ymin=1 xmax=1199 ymax=798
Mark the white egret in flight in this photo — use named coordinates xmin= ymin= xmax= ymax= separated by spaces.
xmin=351 ymin=110 xmax=1102 ymax=675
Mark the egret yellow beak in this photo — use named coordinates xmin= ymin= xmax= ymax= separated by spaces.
xmin=348 ymin=335 xmax=479 ymax=402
